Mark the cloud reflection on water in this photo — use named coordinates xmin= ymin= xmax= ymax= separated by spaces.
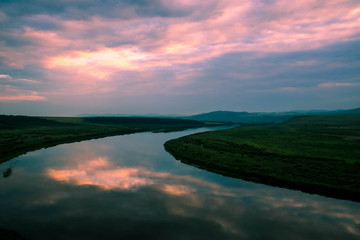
xmin=45 ymin=155 xmax=235 ymax=198
xmin=2 ymin=132 xmax=360 ymax=240
xmin=47 ymin=157 xmax=153 ymax=190
xmin=43 ymin=149 xmax=360 ymax=239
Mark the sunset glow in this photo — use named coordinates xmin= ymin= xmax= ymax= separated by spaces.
xmin=0 ymin=0 xmax=359 ymax=114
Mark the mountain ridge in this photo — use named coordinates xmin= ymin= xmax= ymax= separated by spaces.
xmin=183 ymin=107 xmax=360 ymax=123
xmin=77 ymin=107 xmax=360 ymax=124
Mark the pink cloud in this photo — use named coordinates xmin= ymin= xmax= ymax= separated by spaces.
xmin=10 ymin=0 xmax=360 ymax=69
xmin=0 ymin=74 xmax=11 ymax=79
xmin=0 ymin=0 xmax=359 ymax=100
xmin=0 ymin=84 xmax=47 ymax=102
xmin=0 ymin=95 xmax=46 ymax=101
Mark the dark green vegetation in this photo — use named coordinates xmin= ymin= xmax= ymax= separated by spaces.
xmin=165 ymin=115 xmax=360 ymax=202
xmin=0 ymin=228 xmax=28 ymax=240
xmin=0 ymin=115 xmax=214 ymax=164
xmin=185 ymin=107 xmax=360 ymax=124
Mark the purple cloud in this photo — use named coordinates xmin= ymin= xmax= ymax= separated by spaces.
xmin=0 ymin=0 xmax=359 ymax=114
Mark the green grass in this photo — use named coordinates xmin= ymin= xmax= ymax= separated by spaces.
xmin=43 ymin=116 xmax=87 ymax=124
xmin=164 ymin=115 xmax=360 ymax=202
xmin=0 ymin=115 xmax=218 ymax=163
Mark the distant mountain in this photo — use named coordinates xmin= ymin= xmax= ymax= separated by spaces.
xmin=77 ymin=113 xmax=130 ymax=117
xmin=328 ymin=107 xmax=360 ymax=115
xmin=77 ymin=113 xmax=183 ymax=118
xmin=77 ymin=108 xmax=360 ymax=124
xmin=184 ymin=108 xmax=360 ymax=124
xmin=184 ymin=111 xmax=292 ymax=123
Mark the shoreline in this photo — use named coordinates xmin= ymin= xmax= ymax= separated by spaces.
xmin=164 ymin=115 xmax=360 ymax=202
xmin=1 ymin=128 xmax=141 ymax=164
xmin=164 ymin=150 xmax=360 ymax=202
xmin=0 ymin=115 xmax=217 ymax=164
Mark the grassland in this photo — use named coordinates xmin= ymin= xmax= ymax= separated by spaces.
xmin=0 ymin=115 xmax=214 ymax=164
xmin=164 ymin=115 xmax=360 ymax=202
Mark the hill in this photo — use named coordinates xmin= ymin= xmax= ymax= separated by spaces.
xmin=164 ymin=114 xmax=360 ymax=202
xmin=184 ymin=111 xmax=292 ymax=123
xmin=184 ymin=107 xmax=360 ymax=123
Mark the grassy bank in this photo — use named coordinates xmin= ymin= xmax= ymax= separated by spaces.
xmin=164 ymin=115 xmax=360 ymax=202
xmin=0 ymin=115 xmax=213 ymax=164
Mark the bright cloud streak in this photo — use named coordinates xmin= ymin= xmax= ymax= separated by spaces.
xmin=0 ymin=74 xmax=11 ymax=79
xmin=318 ymin=82 xmax=360 ymax=88
xmin=0 ymin=84 xmax=46 ymax=102
xmin=0 ymin=95 xmax=46 ymax=101
xmin=47 ymin=48 xmax=148 ymax=69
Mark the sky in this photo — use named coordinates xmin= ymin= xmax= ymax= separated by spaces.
xmin=0 ymin=0 xmax=360 ymax=116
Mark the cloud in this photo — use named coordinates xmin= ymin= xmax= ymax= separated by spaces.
xmin=0 ymin=74 xmax=40 ymax=84
xmin=0 ymin=0 xmax=359 ymax=113
xmin=0 ymin=74 xmax=12 ymax=79
xmin=0 ymin=84 xmax=47 ymax=101
xmin=318 ymin=82 xmax=360 ymax=88
xmin=2 ymin=0 xmax=359 ymax=67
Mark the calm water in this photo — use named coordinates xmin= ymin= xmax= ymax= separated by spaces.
xmin=1 ymin=127 xmax=360 ymax=240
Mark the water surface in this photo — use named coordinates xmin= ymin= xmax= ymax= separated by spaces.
xmin=1 ymin=127 xmax=359 ymax=240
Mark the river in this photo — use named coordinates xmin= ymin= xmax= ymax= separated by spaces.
xmin=0 ymin=126 xmax=359 ymax=240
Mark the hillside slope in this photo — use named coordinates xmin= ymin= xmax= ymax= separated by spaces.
xmin=185 ymin=107 xmax=360 ymax=123
xmin=165 ymin=114 xmax=360 ymax=202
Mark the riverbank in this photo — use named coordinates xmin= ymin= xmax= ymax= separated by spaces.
xmin=164 ymin=115 xmax=360 ymax=202
xmin=0 ymin=115 xmax=217 ymax=164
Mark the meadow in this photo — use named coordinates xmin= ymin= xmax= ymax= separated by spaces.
xmin=164 ymin=115 xmax=360 ymax=201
